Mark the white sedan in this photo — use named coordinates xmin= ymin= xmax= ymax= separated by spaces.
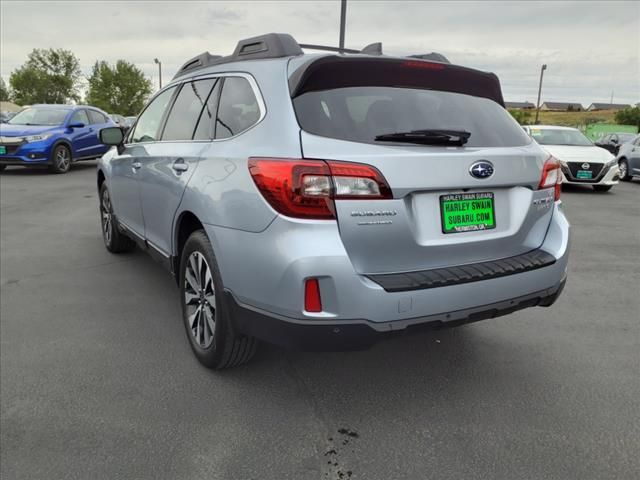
xmin=523 ymin=125 xmax=619 ymax=192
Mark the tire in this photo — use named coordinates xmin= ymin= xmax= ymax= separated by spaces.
xmin=99 ymin=183 xmax=135 ymax=253
xmin=593 ymin=185 xmax=612 ymax=192
xmin=48 ymin=144 xmax=72 ymax=174
xmin=618 ymin=159 xmax=631 ymax=181
xmin=180 ymin=230 xmax=257 ymax=369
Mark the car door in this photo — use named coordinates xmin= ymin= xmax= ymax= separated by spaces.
xmin=87 ymin=109 xmax=112 ymax=157
xmin=66 ymin=109 xmax=94 ymax=158
xmin=137 ymin=77 xmax=220 ymax=257
xmin=108 ymin=86 xmax=177 ymax=238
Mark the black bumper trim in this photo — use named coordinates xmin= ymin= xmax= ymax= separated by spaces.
xmin=225 ymin=278 xmax=566 ymax=352
xmin=366 ymin=249 xmax=556 ymax=292
xmin=0 ymin=157 xmax=51 ymax=166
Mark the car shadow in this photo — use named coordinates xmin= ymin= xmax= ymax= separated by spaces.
xmin=0 ymin=161 xmax=97 ymax=176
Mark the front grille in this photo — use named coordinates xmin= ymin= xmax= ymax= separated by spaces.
xmin=367 ymin=249 xmax=557 ymax=292
xmin=566 ymin=161 xmax=604 ymax=182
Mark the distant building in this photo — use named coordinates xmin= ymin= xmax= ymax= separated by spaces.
xmin=540 ymin=102 xmax=584 ymax=112
xmin=505 ymin=101 xmax=535 ymax=109
xmin=586 ymin=103 xmax=631 ymax=111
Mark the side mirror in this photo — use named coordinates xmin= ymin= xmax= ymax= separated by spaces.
xmin=67 ymin=122 xmax=85 ymax=129
xmin=100 ymin=126 xmax=124 ymax=146
xmin=611 ymin=138 xmax=618 ymax=144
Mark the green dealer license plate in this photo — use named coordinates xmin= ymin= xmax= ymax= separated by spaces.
xmin=440 ymin=192 xmax=496 ymax=234
xmin=0 ymin=146 xmax=6 ymax=155
xmin=576 ymin=170 xmax=593 ymax=179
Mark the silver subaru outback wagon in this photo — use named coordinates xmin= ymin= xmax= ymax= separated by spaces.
xmin=97 ymin=33 xmax=570 ymax=369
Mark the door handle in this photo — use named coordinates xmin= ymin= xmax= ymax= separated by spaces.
xmin=172 ymin=158 xmax=188 ymax=173
xmin=132 ymin=161 xmax=142 ymax=170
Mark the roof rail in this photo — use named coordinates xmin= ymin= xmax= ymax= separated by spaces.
xmin=175 ymin=52 xmax=224 ymax=78
xmin=172 ymin=33 xmax=386 ymax=81
xmin=409 ymin=52 xmax=450 ymax=64
xmin=299 ymin=42 xmax=383 ymax=55
xmin=173 ymin=33 xmax=303 ymax=80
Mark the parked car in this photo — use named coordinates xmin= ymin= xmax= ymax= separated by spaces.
xmin=0 ymin=111 xmax=16 ymax=123
xmin=97 ymin=33 xmax=570 ymax=369
xmin=109 ymin=113 xmax=127 ymax=128
xmin=0 ymin=104 xmax=115 ymax=173
xmin=616 ymin=134 xmax=640 ymax=181
xmin=595 ymin=132 xmax=637 ymax=155
xmin=523 ymin=125 xmax=618 ymax=192
xmin=125 ymin=116 xmax=137 ymax=129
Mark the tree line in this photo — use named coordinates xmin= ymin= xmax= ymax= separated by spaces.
xmin=0 ymin=48 xmax=153 ymax=116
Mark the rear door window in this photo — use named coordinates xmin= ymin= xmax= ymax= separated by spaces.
xmin=193 ymin=80 xmax=222 ymax=140
xmin=88 ymin=110 xmax=108 ymax=124
xmin=293 ymin=87 xmax=531 ymax=148
xmin=69 ymin=109 xmax=90 ymax=126
xmin=162 ymin=78 xmax=217 ymax=141
xmin=215 ymin=77 xmax=260 ymax=139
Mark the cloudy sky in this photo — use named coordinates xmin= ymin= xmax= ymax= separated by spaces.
xmin=1 ymin=0 xmax=638 ymax=106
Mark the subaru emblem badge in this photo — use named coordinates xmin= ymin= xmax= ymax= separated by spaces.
xmin=469 ymin=161 xmax=494 ymax=179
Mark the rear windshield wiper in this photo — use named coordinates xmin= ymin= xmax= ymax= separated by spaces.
xmin=375 ymin=129 xmax=471 ymax=146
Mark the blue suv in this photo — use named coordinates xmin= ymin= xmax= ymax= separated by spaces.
xmin=0 ymin=104 xmax=115 ymax=173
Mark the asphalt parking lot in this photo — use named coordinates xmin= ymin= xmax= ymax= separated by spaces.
xmin=1 ymin=162 xmax=638 ymax=480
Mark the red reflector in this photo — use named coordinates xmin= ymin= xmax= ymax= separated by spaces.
xmin=402 ymin=60 xmax=446 ymax=70
xmin=304 ymin=279 xmax=322 ymax=313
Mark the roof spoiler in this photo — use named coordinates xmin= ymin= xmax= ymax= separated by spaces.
xmin=409 ymin=52 xmax=451 ymax=64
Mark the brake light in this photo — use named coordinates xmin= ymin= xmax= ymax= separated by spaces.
xmin=402 ymin=60 xmax=446 ymax=71
xmin=538 ymin=155 xmax=562 ymax=201
xmin=248 ymin=158 xmax=392 ymax=219
xmin=304 ymin=278 xmax=322 ymax=312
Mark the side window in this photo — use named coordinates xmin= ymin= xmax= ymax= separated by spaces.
xmin=88 ymin=110 xmax=108 ymax=124
xmin=193 ymin=80 xmax=222 ymax=140
xmin=162 ymin=78 xmax=217 ymax=141
xmin=215 ymin=77 xmax=260 ymax=139
xmin=69 ymin=109 xmax=90 ymax=126
xmin=131 ymin=87 xmax=177 ymax=143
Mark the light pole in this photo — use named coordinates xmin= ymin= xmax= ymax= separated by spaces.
xmin=534 ymin=64 xmax=547 ymax=124
xmin=154 ymin=58 xmax=162 ymax=89
xmin=339 ymin=0 xmax=347 ymax=49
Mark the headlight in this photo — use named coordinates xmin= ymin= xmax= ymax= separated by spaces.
xmin=23 ymin=133 xmax=53 ymax=142
xmin=606 ymin=158 xmax=618 ymax=168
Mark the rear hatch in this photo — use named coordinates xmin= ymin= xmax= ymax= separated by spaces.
xmin=290 ymin=56 xmax=553 ymax=275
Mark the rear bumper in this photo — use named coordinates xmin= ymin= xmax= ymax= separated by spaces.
xmin=206 ymin=201 xmax=570 ymax=349
xmin=228 ymin=277 xmax=566 ymax=351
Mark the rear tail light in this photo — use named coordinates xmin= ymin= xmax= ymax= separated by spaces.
xmin=248 ymin=158 xmax=392 ymax=219
xmin=304 ymin=278 xmax=322 ymax=312
xmin=539 ymin=155 xmax=562 ymax=201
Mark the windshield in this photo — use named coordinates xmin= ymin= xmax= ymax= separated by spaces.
xmin=8 ymin=107 xmax=69 ymax=126
xmin=293 ymin=87 xmax=531 ymax=148
xmin=530 ymin=128 xmax=593 ymax=146
xmin=618 ymin=133 xmax=636 ymax=143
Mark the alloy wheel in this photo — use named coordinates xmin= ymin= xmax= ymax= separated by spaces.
xmin=618 ymin=161 xmax=627 ymax=179
xmin=184 ymin=251 xmax=216 ymax=349
xmin=100 ymin=188 xmax=113 ymax=246
xmin=56 ymin=147 xmax=70 ymax=171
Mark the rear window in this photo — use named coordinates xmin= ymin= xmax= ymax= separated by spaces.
xmin=293 ymin=87 xmax=531 ymax=148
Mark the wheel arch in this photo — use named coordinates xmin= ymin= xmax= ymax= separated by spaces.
xmin=97 ymin=169 xmax=106 ymax=190
xmin=50 ymin=139 xmax=73 ymax=158
xmin=173 ymin=210 xmax=206 ymax=284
